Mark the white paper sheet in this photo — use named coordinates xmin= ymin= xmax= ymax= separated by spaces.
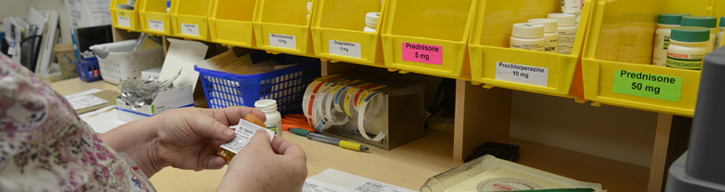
xmin=64 ymin=88 xmax=107 ymax=110
xmin=80 ymin=106 xmax=127 ymax=133
xmin=303 ymin=169 xmax=416 ymax=192
xmin=159 ymin=38 xmax=208 ymax=91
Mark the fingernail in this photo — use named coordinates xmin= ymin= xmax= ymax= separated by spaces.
xmin=224 ymin=128 xmax=234 ymax=137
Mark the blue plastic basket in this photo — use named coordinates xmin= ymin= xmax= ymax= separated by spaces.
xmin=195 ymin=59 xmax=321 ymax=115
xmin=74 ymin=57 xmax=102 ymax=82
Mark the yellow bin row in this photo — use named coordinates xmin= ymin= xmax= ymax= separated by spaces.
xmin=582 ymin=0 xmax=725 ymax=117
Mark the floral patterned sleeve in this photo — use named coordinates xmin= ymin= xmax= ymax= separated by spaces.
xmin=0 ymin=53 xmax=155 ymax=192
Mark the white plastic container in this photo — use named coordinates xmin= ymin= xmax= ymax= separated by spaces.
xmin=681 ymin=16 xmax=717 ymax=52
xmin=528 ymin=18 xmax=559 ymax=53
xmin=255 ymin=99 xmax=283 ymax=137
xmin=364 ymin=12 xmax=380 ymax=33
xmin=547 ymin=13 xmax=577 ymax=54
xmin=652 ymin=13 xmax=690 ymax=67
xmin=90 ymin=40 xmax=165 ymax=84
xmin=717 ymin=16 xmax=725 ymax=48
xmin=510 ymin=23 xmax=545 ymax=51
xmin=666 ymin=26 xmax=710 ymax=70
xmin=561 ymin=0 xmax=583 ymax=14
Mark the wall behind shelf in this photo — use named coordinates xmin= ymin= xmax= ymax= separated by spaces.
xmin=509 ymin=91 xmax=659 ymax=167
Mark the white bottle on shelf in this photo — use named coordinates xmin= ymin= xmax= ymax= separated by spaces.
xmin=528 ymin=18 xmax=559 ymax=53
xmin=666 ymin=26 xmax=710 ymax=70
xmin=547 ymin=13 xmax=577 ymax=54
xmin=255 ymin=99 xmax=283 ymax=137
xmin=681 ymin=16 xmax=717 ymax=52
xmin=510 ymin=23 xmax=546 ymax=52
xmin=718 ymin=17 xmax=725 ymax=48
xmin=364 ymin=12 xmax=380 ymax=33
xmin=652 ymin=13 xmax=690 ymax=67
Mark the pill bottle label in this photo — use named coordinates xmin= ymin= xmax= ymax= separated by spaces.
xmin=666 ymin=52 xmax=704 ymax=70
xmin=181 ymin=23 xmax=200 ymax=36
xmin=149 ymin=20 xmax=164 ymax=31
xmin=558 ymin=29 xmax=576 ymax=54
xmin=329 ymin=40 xmax=362 ymax=59
xmin=510 ymin=42 xmax=544 ymax=51
xmin=269 ymin=33 xmax=297 ymax=50
xmin=117 ymin=16 xmax=131 ymax=27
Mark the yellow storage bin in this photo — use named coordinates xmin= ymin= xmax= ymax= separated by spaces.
xmin=581 ymin=0 xmax=722 ymax=117
xmin=171 ymin=0 xmax=212 ymax=41
xmin=139 ymin=0 xmax=174 ymax=36
xmin=209 ymin=0 xmax=257 ymax=48
xmin=468 ymin=0 xmax=593 ymax=97
xmin=380 ymin=0 xmax=477 ymax=79
xmin=111 ymin=0 xmax=143 ymax=32
xmin=253 ymin=0 xmax=315 ymax=57
xmin=310 ymin=0 xmax=386 ymax=68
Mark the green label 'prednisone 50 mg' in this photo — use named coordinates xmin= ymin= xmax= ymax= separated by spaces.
xmin=613 ymin=70 xmax=683 ymax=102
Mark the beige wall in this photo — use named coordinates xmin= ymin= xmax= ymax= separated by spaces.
xmin=0 ymin=0 xmax=74 ymax=44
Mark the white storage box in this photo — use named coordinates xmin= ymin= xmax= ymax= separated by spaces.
xmin=90 ymin=40 xmax=165 ymax=84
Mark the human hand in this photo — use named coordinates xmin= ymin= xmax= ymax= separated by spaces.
xmin=101 ymin=107 xmax=266 ymax=176
xmin=217 ymin=129 xmax=308 ymax=192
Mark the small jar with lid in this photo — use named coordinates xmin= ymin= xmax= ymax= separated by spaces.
xmin=510 ymin=23 xmax=545 ymax=51
xmin=652 ymin=13 xmax=690 ymax=67
xmin=681 ymin=16 xmax=717 ymax=52
xmin=528 ymin=18 xmax=559 ymax=53
xmin=666 ymin=26 xmax=710 ymax=70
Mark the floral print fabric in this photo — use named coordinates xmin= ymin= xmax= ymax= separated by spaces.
xmin=0 ymin=54 xmax=154 ymax=191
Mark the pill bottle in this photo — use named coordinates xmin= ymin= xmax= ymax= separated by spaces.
xmin=547 ymin=13 xmax=577 ymax=54
xmin=652 ymin=13 xmax=690 ymax=67
xmin=510 ymin=23 xmax=545 ymax=51
xmin=618 ymin=13 xmax=655 ymax=64
xmin=560 ymin=0 xmax=583 ymax=25
xmin=216 ymin=114 xmax=267 ymax=163
xmin=666 ymin=26 xmax=710 ymax=70
xmin=681 ymin=16 xmax=717 ymax=52
xmin=166 ymin=1 xmax=170 ymax=13
xmin=717 ymin=16 xmax=725 ymax=48
xmin=364 ymin=12 xmax=380 ymax=33
xmin=255 ymin=99 xmax=282 ymax=137
xmin=528 ymin=18 xmax=559 ymax=53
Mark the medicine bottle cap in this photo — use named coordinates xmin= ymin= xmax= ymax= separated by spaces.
xmin=720 ymin=16 xmax=725 ymax=27
xmin=366 ymin=12 xmax=380 ymax=28
xmin=657 ymin=13 xmax=690 ymax=25
xmin=528 ymin=18 xmax=558 ymax=33
xmin=547 ymin=13 xmax=576 ymax=26
xmin=307 ymin=2 xmax=313 ymax=12
xmin=681 ymin=16 xmax=717 ymax=28
xmin=167 ymin=1 xmax=171 ymax=8
xmin=671 ymin=26 xmax=710 ymax=42
xmin=512 ymin=23 xmax=545 ymax=39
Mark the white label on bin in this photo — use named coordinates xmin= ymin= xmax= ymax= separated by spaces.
xmin=181 ymin=23 xmax=200 ymax=36
xmin=329 ymin=40 xmax=362 ymax=59
xmin=269 ymin=33 xmax=297 ymax=50
xmin=149 ymin=20 xmax=164 ymax=31
xmin=495 ymin=61 xmax=549 ymax=87
xmin=117 ymin=16 xmax=131 ymax=27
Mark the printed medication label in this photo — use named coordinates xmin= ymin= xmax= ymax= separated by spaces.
xmin=329 ymin=40 xmax=362 ymax=59
xmin=613 ymin=70 xmax=682 ymax=102
xmin=117 ymin=16 xmax=131 ymax=27
xmin=495 ymin=62 xmax=549 ymax=87
xmin=149 ymin=20 xmax=164 ymax=31
xmin=181 ymin=23 xmax=200 ymax=36
xmin=220 ymin=120 xmax=275 ymax=154
xmin=269 ymin=33 xmax=297 ymax=50
xmin=402 ymin=42 xmax=443 ymax=65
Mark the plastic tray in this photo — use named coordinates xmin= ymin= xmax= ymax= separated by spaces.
xmin=171 ymin=0 xmax=212 ymax=41
xmin=310 ymin=0 xmax=386 ymax=68
xmin=467 ymin=0 xmax=593 ymax=98
xmin=580 ymin=0 xmax=722 ymax=117
xmin=253 ymin=0 xmax=316 ymax=57
xmin=74 ymin=57 xmax=103 ymax=82
xmin=195 ymin=59 xmax=322 ymax=115
xmin=380 ymin=0 xmax=477 ymax=80
xmin=208 ymin=0 xmax=258 ymax=48
xmin=111 ymin=0 xmax=143 ymax=31
xmin=139 ymin=0 xmax=175 ymax=36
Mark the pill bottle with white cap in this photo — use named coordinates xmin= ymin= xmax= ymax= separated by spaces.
xmin=364 ymin=12 xmax=380 ymax=33
xmin=528 ymin=18 xmax=559 ymax=53
xmin=666 ymin=26 xmax=710 ymax=70
xmin=652 ymin=13 xmax=690 ymax=67
xmin=255 ymin=99 xmax=282 ymax=137
xmin=547 ymin=13 xmax=577 ymax=54
xmin=510 ymin=23 xmax=545 ymax=52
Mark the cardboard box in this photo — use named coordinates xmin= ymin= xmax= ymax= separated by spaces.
xmin=115 ymin=85 xmax=194 ymax=122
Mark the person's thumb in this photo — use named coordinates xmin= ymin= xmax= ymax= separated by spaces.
xmin=243 ymin=129 xmax=274 ymax=154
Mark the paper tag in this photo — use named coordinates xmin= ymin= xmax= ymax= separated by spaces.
xmin=220 ymin=120 xmax=275 ymax=154
xmin=329 ymin=40 xmax=362 ymax=59
xmin=67 ymin=94 xmax=108 ymax=110
xmin=401 ymin=42 xmax=443 ymax=65
xmin=613 ymin=70 xmax=682 ymax=102
xmin=117 ymin=16 xmax=131 ymax=27
xmin=149 ymin=20 xmax=164 ymax=31
xmin=181 ymin=23 xmax=200 ymax=36
xmin=495 ymin=62 xmax=549 ymax=87
xmin=269 ymin=33 xmax=297 ymax=50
